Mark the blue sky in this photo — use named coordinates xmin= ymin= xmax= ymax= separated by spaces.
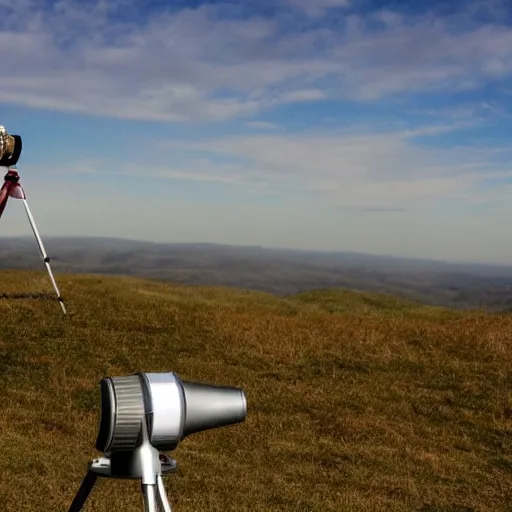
xmin=1 ymin=0 xmax=512 ymax=264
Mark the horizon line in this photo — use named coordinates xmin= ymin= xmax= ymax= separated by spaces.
xmin=1 ymin=234 xmax=512 ymax=270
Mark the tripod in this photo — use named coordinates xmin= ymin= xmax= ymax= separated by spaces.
xmin=0 ymin=165 xmax=67 ymax=314
xmin=68 ymin=420 xmax=177 ymax=512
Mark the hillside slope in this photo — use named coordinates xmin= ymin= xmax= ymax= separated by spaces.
xmin=4 ymin=236 xmax=512 ymax=310
xmin=0 ymin=271 xmax=511 ymax=511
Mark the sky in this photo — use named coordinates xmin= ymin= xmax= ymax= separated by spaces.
xmin=1 ymin=0 xmax=512 ymax=264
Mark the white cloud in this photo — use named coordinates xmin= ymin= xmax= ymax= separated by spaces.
xmin=279 ymin=89 xmax=328 ymax=102
xmin=155 ymin=125 xmax=512 ymax=210
xmin=245 ymin=121 xmax=279 ymax=130
xmin=18 ymin=115 xmax=510 ymax=216
xmin=286 ymin=0 xmax=351 ymax=17
xmin=0 ymin=1 xmax=511 ymax=121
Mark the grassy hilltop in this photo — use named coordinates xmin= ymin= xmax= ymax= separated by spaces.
xmin=0 ymin=270 xmax=511 ymax=512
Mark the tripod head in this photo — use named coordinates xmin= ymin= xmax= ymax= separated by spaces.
xmin=0 ymin=126 xmax=22 ymax=167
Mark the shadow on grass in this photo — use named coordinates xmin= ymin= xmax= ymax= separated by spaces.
xmin=0 ymin=292 xmax=54 ymax=300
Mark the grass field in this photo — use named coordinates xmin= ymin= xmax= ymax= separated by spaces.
xmin=0 ymin=270 xmax=511 ymax=511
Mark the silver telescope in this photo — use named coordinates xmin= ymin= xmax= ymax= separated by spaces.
xmin=0 ymin=125 xmax=22 ymax=166
xmin=68 ymin=371 xmax=247 ymax=512
xmin=96 ymin=371 xmax=247 ymax=453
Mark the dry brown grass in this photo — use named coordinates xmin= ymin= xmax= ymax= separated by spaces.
xmin=0 ymin=270 xmax=511 ymax=511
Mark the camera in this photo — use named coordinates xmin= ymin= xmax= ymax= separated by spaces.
xmin=0 ymin=126 xmax=22 ymax=167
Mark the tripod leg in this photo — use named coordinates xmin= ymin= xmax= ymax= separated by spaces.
xmin=157 ymin=475 xmax=173 ymax=512
xmin=142 ymin=484 xmax=159 ymax=512
xmin=21 ymin=198 xmax=67 ymax=314
xmin=67 ymin=470 xmax=98 ymax=512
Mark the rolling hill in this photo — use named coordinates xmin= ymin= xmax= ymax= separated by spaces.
xmin=0 ymin=270 xmax=510 ymax=511
xmin=3 ymin=236 xmax=512 ymax=311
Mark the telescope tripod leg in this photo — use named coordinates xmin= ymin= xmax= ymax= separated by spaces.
xmin=142 ymin=484 xmax=159 ymax=512
xmin=67 ymin=470 xmax=98 ymax=512
xmin=141 ymin=477 xmax=173 ymax=512
xmin=157 ymin=474 xmax=173 ymax=512
xmin=21 ymin=197 xmax=67 ymax=314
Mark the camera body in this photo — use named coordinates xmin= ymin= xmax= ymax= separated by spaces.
xmin=0 ymin=126 xmax=22 ymax=166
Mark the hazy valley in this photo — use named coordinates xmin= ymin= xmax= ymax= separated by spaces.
xmin=2 ymin=236 xmax=512 ymax=311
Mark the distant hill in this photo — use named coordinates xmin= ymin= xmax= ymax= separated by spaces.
xmin=0 ymin=271 xmax=510 ymax=511
xmin=2 ymin=235 xmax=512 ymax=310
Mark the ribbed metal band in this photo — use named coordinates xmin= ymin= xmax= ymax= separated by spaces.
xmin=109 ymin=375 xmax=145 ymax=452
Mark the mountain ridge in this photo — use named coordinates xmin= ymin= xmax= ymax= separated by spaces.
xmin=2 ymin=236 xmax=512 ymax=310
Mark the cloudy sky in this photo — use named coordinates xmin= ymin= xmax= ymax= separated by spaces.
xmin=1 ymin=0 xmax=512 ymax=264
